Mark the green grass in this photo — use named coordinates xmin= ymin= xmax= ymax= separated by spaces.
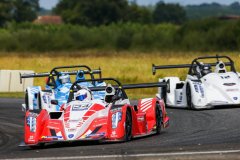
xmin=0 ymin=92 xmax=24 ymax=98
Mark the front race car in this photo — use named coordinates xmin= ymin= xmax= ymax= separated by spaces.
xmin=24 ymin=100 xmax=127 ymax=146
xmin=22 ymin=77 xmax=169 ymax=147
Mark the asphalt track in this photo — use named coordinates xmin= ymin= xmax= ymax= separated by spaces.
xmin=0 ymin=98 xmax=240 ymax=160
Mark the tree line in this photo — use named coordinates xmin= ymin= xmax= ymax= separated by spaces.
xmin=0 ymin=0 xmax=39 ymax=26
xmin=0 ymin=0 xmax=240 ymax=52
xmin=0 ymin=0 xmax=186 ymax=26
xmin=1 ymin=0 xmax=240 ymax=27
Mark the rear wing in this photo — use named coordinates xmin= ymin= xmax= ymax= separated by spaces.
xmin=70 ymin=78 xmax=167 ymax=91
xmin=20 ymin=67 xmax=102 ymax=83
xmin=152 ymin=55 xmax=235 ymax=75
xmin=153 ymin=63 xmax=230 ymax=75
xmin=152 ymin=62 xmax=232 ymax=75
xmin=67 ymin=78 xmax=168 ymax=103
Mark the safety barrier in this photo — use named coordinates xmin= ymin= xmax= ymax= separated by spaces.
xmin=0 ymin=70 xmax=34 ymax=92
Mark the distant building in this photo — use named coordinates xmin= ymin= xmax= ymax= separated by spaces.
xmin=219 ymin=15 xmax=240 ymax=20
xmin=34 ymin=16 xmax=63 ymax=24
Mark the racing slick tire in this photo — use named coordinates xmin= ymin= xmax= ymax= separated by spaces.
xmin=186 ymin=83 xmax=196 ymax=110
xmin=161 ymin=86 xmax=167 ymax=107
xmin=25 ymin=92 xmax=29 ymax=111
xmin=155 ymin=103 xmax=162 ymax=135
xmin=124 ymin=109 xmax=132 ymax=141
xmin=37 ymin=93 xmax=42 ymax=110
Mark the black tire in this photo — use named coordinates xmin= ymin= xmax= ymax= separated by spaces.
xmin=37 ymin=93 xmax=42 ymax=110
xmin=161 ymin=86 xmax=167 ymax=107
xmin=155 ymin=104 xmax=162 ymax=135
xmin=124 ymin=110 xmax=132 ymax=141
xmin=25 ymin=92 xmax=29 ymax=111
xmin=186 ymin=84 xmax=195 ymax=110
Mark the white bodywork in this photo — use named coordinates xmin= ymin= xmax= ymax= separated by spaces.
xmin=22 ymin=86 xmax=57 ymax=112
xmin=157 ymin=67 xmax=240 ymax=109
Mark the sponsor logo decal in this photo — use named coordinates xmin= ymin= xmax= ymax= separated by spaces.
xmin=43 ymin=95 xmax=48 ymax=104
xmin=199 ymin=85 xmax=204 ymax=97
xmin=28 ymin=136 xmax=35 ymax=142
xmin=223 ymin=83 xmax=236 ymax=86
xmin=221 ymin=76 xmax=231 ymax=79
xmin=41 ymin=136 xmax=62 ymax=139
xmin=111 ymin=131 xmax=117 ymax=138
xmin=72 ymin=104 xmax=90 ymax=111
xmin=194 ymin=85 xmax=199 ymax=93
xmin=137 ymin=116 xmax=145 ymax=122
xmin=68 ymin=128 xmax=77 ymax=132
xmin=87 ymin=132 xmax=105 ymax=137
xmin=111 ymin=107 xmax=122 ymax=113
xmin=226 ymin=89 xmax=239 ymax=92
xmin=68 ymin=134 xmax=74 ymax=138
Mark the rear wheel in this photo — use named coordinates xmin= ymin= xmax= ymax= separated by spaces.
xmin=155 ymin=104 xmax=162 ymax=134
xmin=124 ymin=110 xmax=132 ymax=141
xmin=186 ymin=84 xmax=195 ymax=110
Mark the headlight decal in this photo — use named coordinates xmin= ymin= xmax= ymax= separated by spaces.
xmin=112 ymin=112 xmax=122 ymax=129
xmin=27 ymin=116 xmax=36 ymax=133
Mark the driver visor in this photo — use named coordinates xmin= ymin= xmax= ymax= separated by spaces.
xmin=76 ymin=93 xmax=87 ymax=101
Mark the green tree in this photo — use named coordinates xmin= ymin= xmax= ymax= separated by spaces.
xmin=54 ymin=0 xmax=129 ymax=26
xmin=0 ymin=0 xmax=13 ymax=26
xmin=13 ymin=0 xmax=39 ymax=23
xmin=153 ymin=1 xmax=186 ymax=24
xmin=230 ymin=2 xmax=240 ymax=10
xmin=0 ymin=0 xmax=39 ymax=26
xmin=126 ymin=3 xmax=152 ymax=24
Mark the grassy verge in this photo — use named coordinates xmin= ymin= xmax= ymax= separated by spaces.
xmin=0 ymin=51 xmax=239 ymax=99
xmin=0 ymin=92 xmax=24 ymax=98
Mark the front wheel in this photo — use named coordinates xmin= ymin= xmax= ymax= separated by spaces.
xmin=37 ymin=93 xmax=42 ymax=110
xmin=155 ymin=104 xmax=162 ymax=135
xmin=25 ymin=92 xmax=29 ymax=111
xmin=186 ymin=84 xmax=195 ymax=110
xmin=124 ymin=110 xmax=132 ymax=141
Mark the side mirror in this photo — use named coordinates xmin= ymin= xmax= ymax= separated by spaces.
xmin=51 ymin=100 xmax=58 ymax=105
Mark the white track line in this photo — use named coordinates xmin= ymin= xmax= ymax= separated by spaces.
xmin=4 ymin=149 xmax=240 ymax=160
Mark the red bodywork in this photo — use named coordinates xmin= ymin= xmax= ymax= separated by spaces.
xmin=24 ymin=98 xmax=169 ymax=146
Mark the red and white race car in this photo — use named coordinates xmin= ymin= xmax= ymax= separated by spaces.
xmin=22 ymin=78 xmax=169 ymax=147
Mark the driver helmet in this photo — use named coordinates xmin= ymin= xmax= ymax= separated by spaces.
xmin=59 ymin=74 xmax=71 ymax=84
xmin=76 ymin=71 xmax=85 ymax=81
xmin=201 ymin=64 xmax=212 ymax=76
xmin=75 ymin=88 xmax=92 ymax=101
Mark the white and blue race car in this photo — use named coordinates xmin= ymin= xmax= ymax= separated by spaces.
xmin=20 ymin=65 xmax=105 ymax=112
xmin=152 ymin=55 xmax=240 ymax=110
